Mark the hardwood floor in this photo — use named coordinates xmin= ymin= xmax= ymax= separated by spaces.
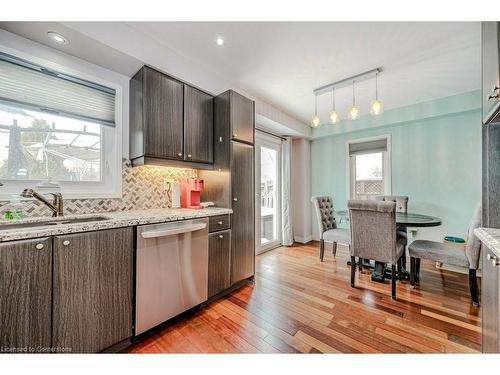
xmin=126 ymin=242 xmax=481 ymax=354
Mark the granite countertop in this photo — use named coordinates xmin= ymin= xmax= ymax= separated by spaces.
xmin=0 ymin=207 xmax=232 ymax=242
xmin=474 ymin=227 xmax=500 ymax=257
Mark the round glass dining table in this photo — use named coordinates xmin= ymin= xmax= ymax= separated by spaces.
xmin=334 ymin=210 xmax=442 ymax=227
xmin=334 ymin=210 xmax=442 ymax=281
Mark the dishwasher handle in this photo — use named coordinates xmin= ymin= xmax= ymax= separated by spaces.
xmin=140 ymin=222 xmax=207 ymax=239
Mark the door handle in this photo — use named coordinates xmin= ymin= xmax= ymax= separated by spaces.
xmin=141 ymin=223 xmax=207 ymax=238
xmin=35 ymin=243 xmax=44 ymax=250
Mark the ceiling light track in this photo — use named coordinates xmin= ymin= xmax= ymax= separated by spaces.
xmin=313 ymin=67 xmax=382 ymax=96
xmin=310 ymin=67 xmax=384 ymax=127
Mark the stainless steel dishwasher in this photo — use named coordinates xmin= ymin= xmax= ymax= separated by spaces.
xmin=135 ymin=218 xmax=209 ymax=335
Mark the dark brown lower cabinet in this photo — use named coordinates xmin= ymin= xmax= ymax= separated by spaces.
xmin=230 ymin=141 xmax=255 ymax=284
xmin=52 ymin=227 xmax=133 ymax=353
xmin=0 ymin=237 xmax=52 ymax=352
xmin=208 ymin=229 xmax=231 ymax=298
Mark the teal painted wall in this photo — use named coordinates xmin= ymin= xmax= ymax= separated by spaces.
xmin=310 ymin=91 xmax=482 ymax=242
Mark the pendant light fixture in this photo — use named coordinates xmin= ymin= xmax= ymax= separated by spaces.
xmin=311 ymin=94 xmax=320 ymax=128
xmin=348 ymin=80 xmax=360 ymax=120
xmin=370 ymin=71 xmax=384 ymax=115
xmin=329 ymin=87 xmax=339 ymax=124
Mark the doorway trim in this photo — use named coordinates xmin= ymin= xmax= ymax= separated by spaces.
xmin=255 ymin=132 xmax=282 ymax=254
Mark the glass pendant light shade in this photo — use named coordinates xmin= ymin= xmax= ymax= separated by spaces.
xmin=312 ymin=115 xmax=320 ymax=127
xmin=370 ymin=99 xmax=383 ymax=115
xmin=329 ymin=111 xmax=339 ymax=124
xmin=348 ymin=106 xmax=360 ymax=120
xmin=329 ymin=88 xmax=339 ymax=124
xmin=311 ymin=94 xmax=320 ymax=128
xmin=348 ymin=80 xmax=360 ymax=120
xmin=370 ymin=72 xmax=384 ymax=115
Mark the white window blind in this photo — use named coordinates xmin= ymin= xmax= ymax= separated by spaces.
xmin=0 ymin=52 xmax=116 ymax=126
xmin=348 ymin=138 xmax=387 ymax=155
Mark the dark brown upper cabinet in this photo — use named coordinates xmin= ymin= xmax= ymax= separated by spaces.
xmin=130 ymin=66 xmax=214 ymax=169
xmin=482 ymin=22 xmax=500 ymax=125
xmin=229 ymin=90 xmax=255 ymax=144
xmin=184 ymin=85 xmax=214 ymax=164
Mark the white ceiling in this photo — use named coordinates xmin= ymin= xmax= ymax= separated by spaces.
xmin=0 ymin=22 xmax=481 ymax=128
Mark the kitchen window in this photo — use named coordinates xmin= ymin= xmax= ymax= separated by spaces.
xmin=347 ymin=135 xmax=391 ymax=200
xmin=0 ymin=52 xmax=121 ymax=199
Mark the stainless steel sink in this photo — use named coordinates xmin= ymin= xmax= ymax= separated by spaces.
xmin=0 ymin=216 xmax=110 ymax=230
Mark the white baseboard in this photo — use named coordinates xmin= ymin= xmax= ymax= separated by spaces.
xmin=294 ymin=235 xmax=313 ymax=244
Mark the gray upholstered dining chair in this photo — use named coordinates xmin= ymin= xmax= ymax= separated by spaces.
xmin=375 ymin=195 xmax=409 ymax=213
xmin=348 ymin=199 xmax=406 ymax=299
xmin=375 ymin=195 xmax=409 ymax=240
xmin=409 ymin=205 xmax=482 ymax=306
xmin=311 ymin=196 xmax=350 ymax=262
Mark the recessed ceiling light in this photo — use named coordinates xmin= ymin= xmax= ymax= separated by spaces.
xmin=216 ymin=37 xmax=224 ymax=46
xmin=47 ymin=32 xmax=69 ymax=45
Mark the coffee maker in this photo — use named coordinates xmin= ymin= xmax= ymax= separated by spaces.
xmin=180 ymin=178 xmax=204 ymax=209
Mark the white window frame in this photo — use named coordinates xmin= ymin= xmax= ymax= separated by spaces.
xmin=346 ymin=134 xmax=392 ymax=200
xmin=0 ymin=45 xmax=122 ymax=200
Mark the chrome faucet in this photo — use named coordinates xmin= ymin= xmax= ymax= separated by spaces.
xmin=21 ymin=188 xmax=64 ymax=217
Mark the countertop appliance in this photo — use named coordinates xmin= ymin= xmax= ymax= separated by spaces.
xmin=135 ymin=218 xmax=209 ymax=335
xmin=180 ymin=178 xmax=204 ymax=209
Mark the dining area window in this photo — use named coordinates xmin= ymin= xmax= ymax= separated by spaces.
xmin=348 ymin=135 xmax=391 ymax=200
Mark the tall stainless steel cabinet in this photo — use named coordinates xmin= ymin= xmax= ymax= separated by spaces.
xmin=200 ymin=90 xmax=255 ymax=286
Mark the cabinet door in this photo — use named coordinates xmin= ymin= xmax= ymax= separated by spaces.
xmin=0 ymin=238 xmax=51 ymax=352
xmin=482 ymin=246 xmax=500 ymax=353
xmin=230 ymin=142 xmax=255 ymax=284
xmin=184 ymin=85 xmax=214 ymax=164
xmin=230 ymin=91 xmax=254 ymax=144
xmin=208 ymin=229 xmax=231 ymax=298
xmin=143 ymin=67 xmax=184 ymax=159
xmin=482 ymin=22 xmax=500 ymax=124
xmin=53 ymin=228 xmax=133 ymax=353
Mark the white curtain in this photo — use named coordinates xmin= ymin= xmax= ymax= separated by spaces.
xmin=281 ymin=137 xmax=294 ymax=246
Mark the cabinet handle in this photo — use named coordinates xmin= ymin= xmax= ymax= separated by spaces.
xmin=218 ymin=221 xmax=223 ymax=225
xmin=177 ymin=153 xmax=182 ymax=157
xmin=219 ymin=137 xmax=223 ymax=143
xmin=219 ymin=234 xmax=224 ymax=239
xmin=488 ymin=93 xmax=499 ymax=101
xmin=187 ymin=154 xmax=192 ymax=158
xmin=63 ymin=240 xmax=70 ymax=246
xmin=35 ymin=243 xmax=44 ymax=250
xmin=233 ymin=197 xmax=238 ymax=202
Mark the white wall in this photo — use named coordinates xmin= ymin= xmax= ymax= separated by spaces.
xmin=291 ymin=138 xmax=312 ymax=243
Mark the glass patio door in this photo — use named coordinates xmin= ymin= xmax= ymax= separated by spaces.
xmin=255 ymin=133 xmax=282 ymax=254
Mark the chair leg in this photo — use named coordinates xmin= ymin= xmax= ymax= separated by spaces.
xmin=415 ymin=258 xmax=421 ymax=281
xmin=350 ymin=256 xmax=356 ymax=288
xmin=332 ymin=242 xmax=337 ymax=257
xmin=320 ymin=239 xmax=325 ymax=262
xmin=410 ymin=257 xmax=416 ymax=287
xmin=396 ymin=257 xmax=402 ymax=280
xmin=469 ymin=269 xmax=480 ymax=306
xmin=391 ymin=264 xmax=397 ymax=299
xmin=359 ymin=258 xmax=363 ymax=273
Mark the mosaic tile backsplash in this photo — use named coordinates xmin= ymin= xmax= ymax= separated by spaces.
xmin=0 ymin=159 xmax=197 ymax=218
